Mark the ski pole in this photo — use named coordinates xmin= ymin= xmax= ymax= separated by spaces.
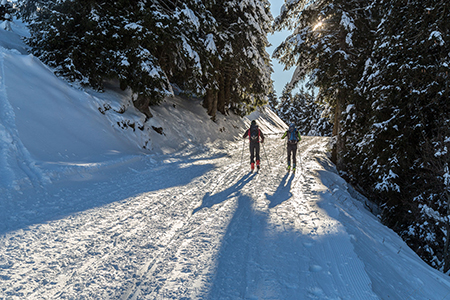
xmin=280 ymin=146 xmax=284 ymax=164
xmin=240 ymin=138 xmax=245 ymax=167
xmin=262 ymin=141 xmax=272 ymax=172
xmin=298 ymin=142 xmax=303 ymax=172
xmin=299 ymin=154 xmax=303 ymax=172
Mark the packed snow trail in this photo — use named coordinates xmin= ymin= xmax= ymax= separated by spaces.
xmin=1 ymin=136 xmax=450 ymax=299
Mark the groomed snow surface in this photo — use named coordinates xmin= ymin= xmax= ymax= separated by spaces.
xmin=2 ymin=19 xmax=450 ymax=300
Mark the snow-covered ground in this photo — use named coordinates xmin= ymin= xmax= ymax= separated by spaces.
xmin=2 ymin=18 xmax=450 ymax=300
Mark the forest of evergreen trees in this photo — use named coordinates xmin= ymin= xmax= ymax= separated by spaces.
xmin=17 ymin=0 xmax=273 ymax=121
xmin=269 ymin=88 xmax=332 ymax=137
xmin=9 ymin=0 xmax=450 ymax=273
xmin=274 ymin=0 xmax=450 ymax=272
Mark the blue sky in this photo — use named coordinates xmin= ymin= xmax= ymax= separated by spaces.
xmin=267 ymin=0 xmax=294 ymax=97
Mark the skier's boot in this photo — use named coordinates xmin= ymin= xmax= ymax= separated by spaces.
xmin=251 ymin=162 xmax=255 ymax=172
xmin=256 ymin=160 xmax=260 ymax=172
xmin=292 ymin=164 xmax=296 ymax=172
xmin=287 ymin=165 xmax=291 ymax=171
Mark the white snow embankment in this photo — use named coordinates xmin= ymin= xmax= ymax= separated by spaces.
xmin=298 ymin=139 xmax=450 ymax=299
xmin=0 ymin=48 xmax=52 ymax=190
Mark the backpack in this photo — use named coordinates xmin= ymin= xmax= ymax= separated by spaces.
xmin=288 ymin=128 xmax=299 ymax=144
xmin=249 ymin=126 xmax=260 ymax=142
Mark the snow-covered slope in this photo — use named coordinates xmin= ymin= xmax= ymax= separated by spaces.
xmin=0 ymin=19 xmax=286 ymax=193
xmin=2 ymin=18 xmax=450 ymax=300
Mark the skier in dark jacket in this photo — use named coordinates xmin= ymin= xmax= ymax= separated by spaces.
xmin=243 ymin=120 xmax=265 ymax=172
xmin=281 ymin=123 xmax=301 ymax=171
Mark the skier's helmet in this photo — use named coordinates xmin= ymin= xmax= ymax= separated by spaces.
xmin=289 ymin=123 xmax=295 ymax=130
xmin=251 ymin=120 xmax=256 ymax=126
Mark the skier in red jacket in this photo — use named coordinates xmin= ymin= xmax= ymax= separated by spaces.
xmin=243 ymin=120 xmax=265 ymax=172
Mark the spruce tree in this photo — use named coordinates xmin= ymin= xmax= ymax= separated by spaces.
xmin=357 ymin=0 xmax=450 ymax=270
xmin=273 ymin=0 xmax=450 ymax=272
xmin=277 ymin=89 xmax=332 ymax=136
xmin=273 ymin=0 xmax=375 ymax=166
xmin=204 ymin=0 xmax=274 ymax=120
xmin=0 ymin=0 xmax=13 ymax=22
xmin=16 ymin=0 xmax=48 ymax=22
xmin=267 ymin=90 xmax=278 ymax=111
xmin=21 ymin=0 xmax=272 ymax=119
xmin=23 ymin=0 xmax=217 ymax=117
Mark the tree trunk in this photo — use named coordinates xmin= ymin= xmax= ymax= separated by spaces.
xmin=224 ymin=74 xmax=231 ymax=114
xmin=133 ymin=94 xmax=153 ymax=120
xmin=203 ymin=88 xmax=218 ymax=121
xmin=203 ymin=88 xmax=212 ymax=113
xmin=218 ymin=73 xmax=226 ymax=115
xmin=211 ymin=89 xmax=218 ymax=121
xmin=203 ymin=58 xmax=220 ymax=121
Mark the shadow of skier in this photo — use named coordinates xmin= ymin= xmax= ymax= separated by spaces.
xmin=192 ymin=172 xmax=255 ymax=214
xmin=206 ymin=192 xmax=257 ymax=298
xmin=266 ymin=172 xmax=295 ymax=208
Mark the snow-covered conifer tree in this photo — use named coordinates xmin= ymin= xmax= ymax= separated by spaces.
xmin=23 ymin=0 xmax=218 ymax=117
xmin=267 ymin=90 xmax=278 ymax=111
xmin=204 ymin=0 xmax=274 ymax=120
xmin=273 ymin=0 xmax=375 ymax=166
xmin=357 ymin=0 xmax=450 ymax=270
xmin=16 ymin=0 xmax=47 ymax=21
xmin=277 ymin=88 xmax=332 ymax=136
xmin=0 ymin=0 xmax=12 ymax=20
xmin=22 ymin=0 xmax=272 ymax=120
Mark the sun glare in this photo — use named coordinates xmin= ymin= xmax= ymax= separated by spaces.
xmin=313 ymin=21 xmax=323 ymax=31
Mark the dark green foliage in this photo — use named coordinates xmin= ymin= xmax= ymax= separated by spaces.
xmin=274 ymin=0 xmax=450 ymax=272
xmin=24 ymin=0 xmax=174 ymax=110
xmin=276 ymin=88 xmax=332 ymax=137
xmin=21 ymin=0 xmax=273 ymax=119
xmin=16 ymin=0 xmax=47 ymax=22
xmin=0 ymin=0 xmax=14 ymax=22
xmin=267 ymin=90 xmax=278 ymax=111
xmin=202 ymin=0 xmax=273 ymax=120
xmin=355 ymin=0 xmax=450 ymax=271
xmin=273 ymin=0 xmax=375 ymax=165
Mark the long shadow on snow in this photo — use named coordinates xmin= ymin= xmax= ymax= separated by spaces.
xmin=192 ymin=172 xmax=255 ymax=215
xmin=265 ymin=172 xmax=295 ymax=208
xmin=205 ymin=192 xmax=256 ymax=299
xmin=0 ymin=154 xmax=219 ymax=235
xmin=202 ymin=189 xmax=317 ymax=299
xmin=191 ymin=172 xmax=310 ymax=299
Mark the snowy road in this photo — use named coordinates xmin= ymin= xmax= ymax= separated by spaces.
xmin=1 ymin=136 xmax=450 ymax=299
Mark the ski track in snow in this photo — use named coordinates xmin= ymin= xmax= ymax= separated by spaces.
xmin=0 ymin=136 xmax=447 ymax=299
xmin=0 ymin=49 xmax=17 ymax=189
xmin=0 ymin=49 xmax=50 ymax=190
